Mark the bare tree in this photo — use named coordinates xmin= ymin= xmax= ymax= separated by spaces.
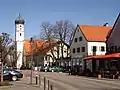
xmin=0 ymin=33 xmax=14 ymax=84
xmin=52 ymin=20 xmax=74 ymax=58
xmin=40 ymin=20 xmax=74 ymax=66
xmin=8 ymin=43 xmax=21 ymax=67
xmin=40 ymin=22 xmax=57 ymax=62
xmin=54 ymin=20 xmax=74 ymax=43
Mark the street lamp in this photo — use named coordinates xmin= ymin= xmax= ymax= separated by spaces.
xmin=30 ymin=37 xmax=34 ymax=85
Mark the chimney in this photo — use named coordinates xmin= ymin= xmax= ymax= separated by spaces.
xmin=103 ymin=23 xmax=108 ymax=26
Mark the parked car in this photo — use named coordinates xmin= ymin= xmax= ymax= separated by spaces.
xmin=0 ymin=68 xmax=23 ymax=81
xmin=40 ymin=66 xmax=49 ymax=72
xmin=62 ymin=66 xmax=71 ymax=73
xmin=56 ymin=66 xmax=64 ymax=72
xmin=49 ymin=66 xmax=56 ymax=72
xmin=48 ymin=66 xmax=64 ymax=72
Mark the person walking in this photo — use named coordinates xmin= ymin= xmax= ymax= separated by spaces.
xmin=69 ymin=68 xmax=71 ymax=75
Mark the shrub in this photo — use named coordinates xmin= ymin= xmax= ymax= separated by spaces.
xmin=0 ymin=81 xmax=12 ymax=86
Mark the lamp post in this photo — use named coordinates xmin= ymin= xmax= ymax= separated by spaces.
xmin=30 ymin=37 xmax=34 ymax=85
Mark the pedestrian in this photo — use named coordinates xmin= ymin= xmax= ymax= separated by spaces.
xmin=69 ymin=68 xmax=71 ymax=75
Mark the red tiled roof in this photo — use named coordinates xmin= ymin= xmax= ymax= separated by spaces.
xmin=24 ymin=40 xmax=57 ymax=56
xmin=79 ymin=25 xmax=112 ymax=42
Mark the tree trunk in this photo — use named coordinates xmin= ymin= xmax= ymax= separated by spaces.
xmin=0 ymin=61 xmax=3 ymax=84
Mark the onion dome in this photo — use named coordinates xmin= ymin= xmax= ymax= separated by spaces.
xmin=15 ymin=14 xmax=25 ymax=24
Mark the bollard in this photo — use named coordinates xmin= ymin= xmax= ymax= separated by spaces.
xmin=48 ymin=80 xmax=49 ymax=90
xmin=50 ymin=85 xmax=53 ymax=90
xmin=44 ymin=77 xmax=46 ymax=90
xmin=39 ymin=75 xmax=41 ymax=86
xmin=36 ymin=75 xmax=38 ymax=85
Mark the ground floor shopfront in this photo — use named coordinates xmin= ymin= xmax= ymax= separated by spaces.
xmin=84 ymin=53 xmax=120 ymax=79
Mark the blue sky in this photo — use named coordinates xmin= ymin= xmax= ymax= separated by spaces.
xmin=0 ymin=0 xmax=119 ymax=39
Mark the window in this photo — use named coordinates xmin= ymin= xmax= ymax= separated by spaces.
xmin=73 ymin=48 xmax=76 ymax=53
xmin=20 ymin=25 xmax=21 ymax=27
xmin=77 ymin=47 xmax=80 ymax=53
xmin=82 ymin=47 xmax=85 ymax=52
xmin=74 ymin=38 xmax=77 ymax=42
xmin=92 ymin=46 xmax=97 ymax=52
xmin=79 ymin=37 xmax=82 ymax=41
xmin=110 ymin=46 xmax=114 ymax=52
xmin=20 ymin=33 xmax=21 ymax=36
xmin=101 ymin=46 xmax=105 ymax=51
xmin=114 ymin=46 xmax=117 ymax=52
xmin=118 ymin=46 xmax=120 ymax=52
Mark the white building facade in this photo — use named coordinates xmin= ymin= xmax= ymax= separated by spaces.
xmin=15 ymin=14 xmax=25 ymax=69
xmin=44 ymin=41 xmax=70 ymax=66
xmin=70 ymin=25 xmax=111 ymax=69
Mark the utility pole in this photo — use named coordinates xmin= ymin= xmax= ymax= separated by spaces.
xmin=30 ymin=37 xmax=34 ymax=85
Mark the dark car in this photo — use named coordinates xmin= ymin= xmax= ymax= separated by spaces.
xmin=0 ymin=68 xmax=23 ymax=81
xmin=40 ymin=66 xmax=49 ymax=72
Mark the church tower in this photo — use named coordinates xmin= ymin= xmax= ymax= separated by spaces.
xmin=15 ymin=14 xmax=25 ymax=69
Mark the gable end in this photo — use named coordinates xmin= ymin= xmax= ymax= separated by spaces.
xmin=106 ymin=13 xmax=120 ymax=43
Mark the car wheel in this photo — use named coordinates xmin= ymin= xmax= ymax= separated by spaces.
xmin=12 ymin=76 xmax=18 ymax=81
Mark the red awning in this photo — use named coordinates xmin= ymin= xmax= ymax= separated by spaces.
xmin=84 ymin=53 xmax=120 ymax=60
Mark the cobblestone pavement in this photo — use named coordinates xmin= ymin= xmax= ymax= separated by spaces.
xmin=38 ymin=71 xmax=120 ymax=90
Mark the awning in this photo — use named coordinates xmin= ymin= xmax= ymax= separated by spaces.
xmin=84 ymin=53 xmax=120 ymax=60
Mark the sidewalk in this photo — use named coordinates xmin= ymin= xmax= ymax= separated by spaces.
xmin=0 ymin=76 xmax=44 ymax=90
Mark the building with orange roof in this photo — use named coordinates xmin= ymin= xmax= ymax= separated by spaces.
xmin=82 ymin=13 xmax=120 ymax=75
xmin=70 ymin=23 xmax=112 ymax=69
xmin=23 ymin=39 xmax=70 ymax=67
